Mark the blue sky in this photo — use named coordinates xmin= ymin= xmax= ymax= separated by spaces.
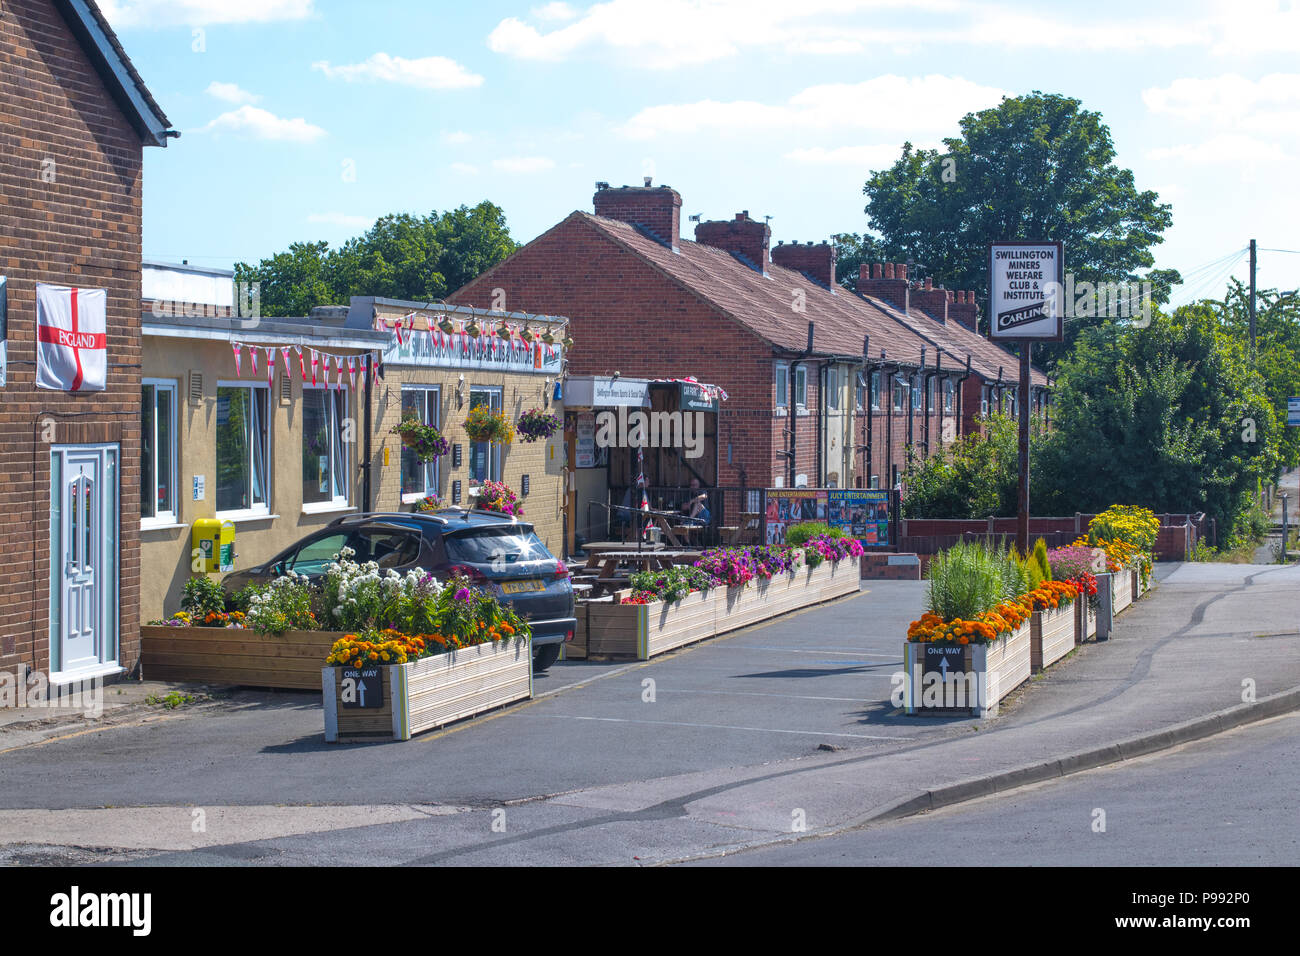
xmin=106 ymin=0 xmax=1300 ymax=305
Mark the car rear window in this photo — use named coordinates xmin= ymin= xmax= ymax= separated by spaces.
xmin=445 ymin=528 xmax=552 ymax=566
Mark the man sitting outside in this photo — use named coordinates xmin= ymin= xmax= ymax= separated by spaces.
xmin=679 ymin=477 xmax=711 ymax=527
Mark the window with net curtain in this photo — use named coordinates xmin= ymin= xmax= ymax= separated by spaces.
xmin=216 ymin=385 xmax=269 ymax=513
xmin=400 ymin=385 xmax=440 ymax=497
xmin=303 ymin=386 xmax=348 ymax=505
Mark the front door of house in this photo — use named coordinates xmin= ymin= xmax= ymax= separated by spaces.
xmin=52 ymin=445 xmax=119 ymax=678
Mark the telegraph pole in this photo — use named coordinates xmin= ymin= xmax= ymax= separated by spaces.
xmin=1249 ymin=238 xmax=1257 ymax=355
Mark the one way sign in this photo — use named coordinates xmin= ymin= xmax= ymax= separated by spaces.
xmin=340 ymin=666 xmax=384 ymax=708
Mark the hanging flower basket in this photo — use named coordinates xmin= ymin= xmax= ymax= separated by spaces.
xmin=465 ymin=405 xmax=514 ymax=444
xmin=474 ymin=479 xmax=523 ymax=517
xmin=516 ymin=408 xmax=561 ymax=443
xmin=391 ymin=416 xmax=450 ymax=463
xmin=413 ymin=494 xmax=445 ymax=513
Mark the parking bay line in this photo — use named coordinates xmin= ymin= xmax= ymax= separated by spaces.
xmin=530 ymin=713 xmax=900 ymax=740
xmin=649 ymin=687 xmax=891 ymax=703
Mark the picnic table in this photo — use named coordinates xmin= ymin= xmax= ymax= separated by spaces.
xmin=584 ymin=549 xmax=703 ymax=595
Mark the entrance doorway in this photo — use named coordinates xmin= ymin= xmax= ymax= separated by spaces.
xmin=50 ymin=444 xmax=120 ymax=682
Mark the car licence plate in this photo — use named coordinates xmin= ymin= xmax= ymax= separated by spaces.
xmin=501 ymin=579 xmax=544 ymax=594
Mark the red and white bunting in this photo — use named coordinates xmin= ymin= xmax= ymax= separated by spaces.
xmin=232 ymin=342 xmax=242 ymax=376
xmin=266 ymin=348 xmax=275 ymax=387
xmin=281 ymin=346 xmax=291 ymax=377
xmin=347 ymin=357 xmax=358 ymax=389
xmin=310 ymin=349 xmax=319 ymax=386
xmin=297 ymin=346 xmax=306 ymax=383
xmin=250 ymin=348 xmax=259 ymax=377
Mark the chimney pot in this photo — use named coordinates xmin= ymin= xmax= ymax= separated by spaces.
xmin=871 ymin=263 xmax=883 ymax=279
xmin=896 ymin=263 xmax=908 ymax=280
xmin=644 ymin=176 xmax=652 ymax=187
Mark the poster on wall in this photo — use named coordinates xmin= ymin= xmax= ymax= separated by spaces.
xmin=828 ymin=489 xmax=892 ymax=547
xmin=764 ymin=487 xmax=895 ymax=548
xmin=35 ymin=283 xmax=107 ymax=392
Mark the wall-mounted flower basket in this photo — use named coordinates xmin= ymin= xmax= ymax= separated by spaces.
xmin=413 ymin=494 xmax=445 ymax=513
xmin=473 ymin=479 xmax=523 ymax=517
xmin=464 ymin=405 xmax=514 ymax=444
xmin=391 ymin=416 xmax=450 ymax=463
xmin=516 ymin=408 xmax=560 ymax=443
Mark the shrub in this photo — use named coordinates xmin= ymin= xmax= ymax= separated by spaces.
xmin=241 ymin=575 xmax=318 ymax=635
xmin=926 ymin=540 xmax=1023 ymax=622
xmin=180 ymin=576 xmax=228 ymax=618
xmin=785 ymin=522 xmax=843 ymax=547
xmin=1031 ymin=538 xmax=1052 ymax=582
xmin=1089 ymin=505 xmax=1159 ymax=553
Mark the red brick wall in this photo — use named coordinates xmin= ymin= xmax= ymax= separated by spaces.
xmin=448 ymin=215 xmax=782 ymax=489
xmin=0 ymin=0 xmax=146 ymax=674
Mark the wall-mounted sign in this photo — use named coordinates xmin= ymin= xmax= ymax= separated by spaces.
xmin=565 ymin=376 xmax=651 ymax=408
xmin=674 ymin=381 xmax=719 ymax=413
xmin=764 ymin=487 xmax=896 ymax=548
xmin=36 ymin=283 xmax=107 ymax=391
xmin=340 ymin=666 xmax=383 ymax=708
xmin=192 ymin=475 xmax=205 ymax=501
xmin=989 ymin=241 xmax=1064 ymax=340
xmin=575 ymin=413 xmax=597 ymax=468
xmin=382 ymin=326 xmax=561 ymax=376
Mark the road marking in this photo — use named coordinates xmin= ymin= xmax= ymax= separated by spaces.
xmin=703 ymin=645 xmax=901 ymax=658
xmin=532 ymin=713 xmax=900 ymax=740
xmin=651 ymin=688 xmax=888 ymax=702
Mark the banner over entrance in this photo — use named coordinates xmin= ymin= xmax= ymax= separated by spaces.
xmin=36 ymin=283 xmax=107 ymax=392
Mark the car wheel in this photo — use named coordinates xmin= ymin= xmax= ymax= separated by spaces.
xmin=532 ymin=644 xmax=562 ymax=672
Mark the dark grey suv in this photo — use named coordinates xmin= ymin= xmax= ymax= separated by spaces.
xmin=221 ymin=509 xmax=576 ymax=671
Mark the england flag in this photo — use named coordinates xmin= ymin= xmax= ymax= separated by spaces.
xmin=36 ymin=283 xmax=107 ymax=392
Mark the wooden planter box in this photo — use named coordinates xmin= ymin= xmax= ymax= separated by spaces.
xmin=1112 ymin=569 xmax=1133 ymax=613
xmin=142 ymin=625 xmax=342 ymax=690
xmin=586 ymin=555 xmax=860 ymax=661
xmin=1075 ymin=598 xmax=1097 ymax=643
xmin=903 ymin=621 xmax=1031 ymax=718
xmin=1031 ymin=604 xmax=1076 ymax=672
xmin=560 ymin=604 xmax=589 ymax=660
xmin=323 ymin=637 xmax=532 ymax=742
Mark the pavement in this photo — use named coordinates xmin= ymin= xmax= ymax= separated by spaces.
xmin=1 ymin=560 xmax=1298 ymax=865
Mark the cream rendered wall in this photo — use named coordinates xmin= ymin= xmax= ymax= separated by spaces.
xmin=140 ymin=336 xmax=371 ymax=622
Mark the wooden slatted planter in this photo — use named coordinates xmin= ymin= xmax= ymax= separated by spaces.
xmin=1076 ymin=598 xmax=1097 ymax=643
xmin=1031 ymin=605 xmax=1076 ymax=672
xmin=902 ymin=621 xmax=1032 ymax=718
xmin=586 ymin=556 xmax=861 ymax=660
xmin=141 ymin=626 xmax=342 ymax=690
xmin=323 ymin=637 xmax=532 ymax=742
xmin=1113 ymin=569 xmax=1133 ymax=613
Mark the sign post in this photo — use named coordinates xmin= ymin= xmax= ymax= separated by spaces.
xmin=989 ymin=241 xmax=1064 ymax=554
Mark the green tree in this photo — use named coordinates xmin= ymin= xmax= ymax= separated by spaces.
xmin=1033 ymin=309 xmax=1281 ymax=539
xmin=234 ymin=201 xmax=519 ymax=317
xmin=902 ymin=413 xmax=1023 ymax=519
xmin=861 ymin=92 xmax=1173 ymax=366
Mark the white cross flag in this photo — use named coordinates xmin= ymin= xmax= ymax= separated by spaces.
xmin=36 ymin=284 xmax=107 ymax=392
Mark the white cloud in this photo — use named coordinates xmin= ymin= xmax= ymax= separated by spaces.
xmin=450 ymin=162 xmax=480 ymax=175
xmin=307 ymin=213 xmax=372 ymax=229
xmin=491 ymin=156 xmax=556 ymax=173
xmin=100 ymin=0 xmax=314 ymax=28
xmin=532 ymin=1 xmax=578 ymax=20
xmin=312 ymin=53 xmax=484 ymax=90
xmin=205 ymin=81 xmax=260 ymax=105
xmin=1143 ymin=73 xmax=1300 ymax=127
xmin=199 ymin=105 xmax=326 ymax=143
xmin=442 ymin=130 xmax=473 ymax=145
xmin=1206 ymin=0 xmax=1300 ymax=55
xmin=621 ymin=74 xmax=1006 ymax=140
xmin=1145 ymin=134 xmax=1288 ymax=166
xmin=784 ymin=144 xmax=912 ymax=167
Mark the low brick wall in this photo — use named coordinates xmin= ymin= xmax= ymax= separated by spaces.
xmin=861 ymin=552 xmax=921 ymax=581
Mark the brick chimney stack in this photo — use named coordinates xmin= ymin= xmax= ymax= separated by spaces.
xmin=949 ymin=289 xmax=979 ymax=332
xmin=911 ymin=276 xmax=950 ymax=323
xmin=771 ymin=240 xmax=836 ymax=288
xmin=593 ymin=182 xmax=682 ymax=251
xmin=694 ymin=211 xmax=771 ymax=274
xmin=858 ymin=262 xmax=909 ymax=314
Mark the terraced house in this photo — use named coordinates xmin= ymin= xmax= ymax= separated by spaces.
xmin=0 ymin=0 xmax=174 ymax=682
xmin=448 ymin=182 xmax=1048 ymax=530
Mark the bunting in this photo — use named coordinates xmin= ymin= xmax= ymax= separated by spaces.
xmin=232 ymin=342 xmax=242 ymax=376
xmin=250 ymin=348 xmax=259 ymax=377
xmin=265 ymin=347 xmax=275 ymax=387
xmin=310 ymin=349 xmax=319 ymax=386
xmin=281 ymin=346 xmax=291 ymax=377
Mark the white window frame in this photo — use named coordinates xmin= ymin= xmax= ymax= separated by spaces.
xmin=943 ymin=378 xmax=955 ymax=413
xmin=215 ymin=380 xmax=272 ymax=520
xmin=774 ymin=362 xmax=788 ymax=412
xmin=826 ymin=366 xmax=840 ymax=411
xmin=794 ymin=366 xmax=807 ymax=412
xmin=469 ymin=385 xmax=504 ymax=484
xmin=400 ymin=384 xmax=442 ymax=503
xmin=893 ymin=377 xmax=906 ymax=412
xmin=301 ymin=383 xmax=351 ymax=514
xmin=141 ymin=378 xmax=178 ymax=529
xmin=871 ymin=371 xmax=881 ymax=411
xmin=911 ymin=374 xmax=923 ymax=411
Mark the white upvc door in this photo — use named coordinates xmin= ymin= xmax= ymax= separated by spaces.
xmin=51 ymin=444 xmax=119 ymax=681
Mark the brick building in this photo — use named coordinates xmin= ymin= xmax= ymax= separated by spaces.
xmin=0 ymin=0 xmax=174 ymax=682
xmin=448 ymin=183 xmax=1047 ymax=527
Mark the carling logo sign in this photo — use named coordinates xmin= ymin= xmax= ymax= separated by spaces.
xmin=37 ymin=283 xmax=107 ymax=392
